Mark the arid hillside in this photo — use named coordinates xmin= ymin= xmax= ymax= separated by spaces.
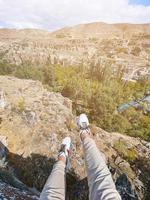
xmin=0 ymin=22 xmax=150 ymax=81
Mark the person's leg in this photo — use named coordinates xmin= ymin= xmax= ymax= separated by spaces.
xmin=81 ymin=133 xmax=121 ymax=200
xmin=78 ymin=114 xmax=121 ymax=200
xmin=40 ymin=137 xmax=71 ymax=200
xmin=40 ymin=157 xmax=66 ymax=200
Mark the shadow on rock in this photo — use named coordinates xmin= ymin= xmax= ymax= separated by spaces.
xmin=116 ymin=174 xmax=138 ymax=200
xmin=7 ymin=151 xmax=80 ymax=195
xmin=8 ymin=152 xmax=56 ymax=191
xmin=67 ymin=177 xmax=89 ymax=200
xmin=0 ymin=141 xmax=146 ymax=200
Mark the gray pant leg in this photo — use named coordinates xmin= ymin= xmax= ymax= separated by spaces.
xmin=40 ymin=161 xmax=66 ymax=200
xmin=83 ymin=137 xmax=121 ymax=200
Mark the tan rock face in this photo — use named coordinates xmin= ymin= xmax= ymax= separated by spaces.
xmin=0 ymin=22 xmax=150 ymax=80
xmin=0 ymin=75 xmax=73 ymax=157
xmin=0 ymin=75 xmax=150 ymax=199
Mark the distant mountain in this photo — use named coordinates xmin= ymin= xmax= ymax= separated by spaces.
xmin=52 ymin=22 xmax=150 ymax=38
xmin=0 ymin=22 xmax=150 ymax=80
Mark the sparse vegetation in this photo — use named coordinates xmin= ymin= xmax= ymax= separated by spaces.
xmin=17 ymin=98 xmax=26 ymax=113
xmin=11 ymin=97 xmax=26 ymax=113
xmin=0 ymin=59 xmax=150 ymax=141
xmin=89 ymin=37 xmax=98 ymax=43
xmin=113 ymin=140 xmax=138 ymax=163
xmin=55 ymin=33 xmax=66 ymax=38
xmin=65 ymin=117 xmax=75 ymax=131
xmin=117 ymin=47 xmax=128 ymax=54
xmin=131 ymin=47 xmax=141 ymax=56
xmin=0 ymin=60 xmax=14 ymax=75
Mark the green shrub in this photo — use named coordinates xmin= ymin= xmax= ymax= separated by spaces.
xmin=126 ymin=148 xmax=138 ymax=162
xmin=14 ymin=65 xmax=43 ymax=81
xmin=42 ymin=65 xmax=56 ymax=87
xmin=114 ymin=140 xmax=138 ymax=163
xmin=114 ymin=140 xmax=127 ymax=156
xmin=17 ymin=98 xmax=26 ymax=112
xmin=0 ymin=60 xmax=13 ymax=75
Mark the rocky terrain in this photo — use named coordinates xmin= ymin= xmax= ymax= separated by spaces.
xmin=0 ymin=22 xmax=150 ymax=81
xmin=0 ymin=181 xmax=38 ymax=200
xmin=0 ymin=76 xmax=150 ymax=199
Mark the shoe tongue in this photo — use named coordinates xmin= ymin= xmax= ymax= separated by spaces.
xmin=62 ymin=141 xmax=71 ymax=150
xmin=59 ymin=144 xmax=69 ymax=157
xmin=81 ymin=122 xmax=87 ymax=129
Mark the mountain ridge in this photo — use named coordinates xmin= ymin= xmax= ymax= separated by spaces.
xmin=0 ymin=21 xmax=150 ymax=81
xmin=0 ymin=22 xmax=150 ymax=40
xmin=1 ymin=21 xmax=150 ymax=33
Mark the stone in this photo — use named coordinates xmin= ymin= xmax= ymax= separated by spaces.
xmin=23 ymin=110 xmax=37 ymax=126
xmin=0 ymin=90 xmax=7 ymax=109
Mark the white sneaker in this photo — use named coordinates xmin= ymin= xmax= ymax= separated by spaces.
xmin=58 ymin=137 xmax=71 ymax=158
xmin=77 ymin=113 xmax=89 ymax=130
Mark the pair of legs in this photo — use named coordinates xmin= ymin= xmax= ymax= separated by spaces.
xmin=40 ymin=131 xmax=121 ymax=200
